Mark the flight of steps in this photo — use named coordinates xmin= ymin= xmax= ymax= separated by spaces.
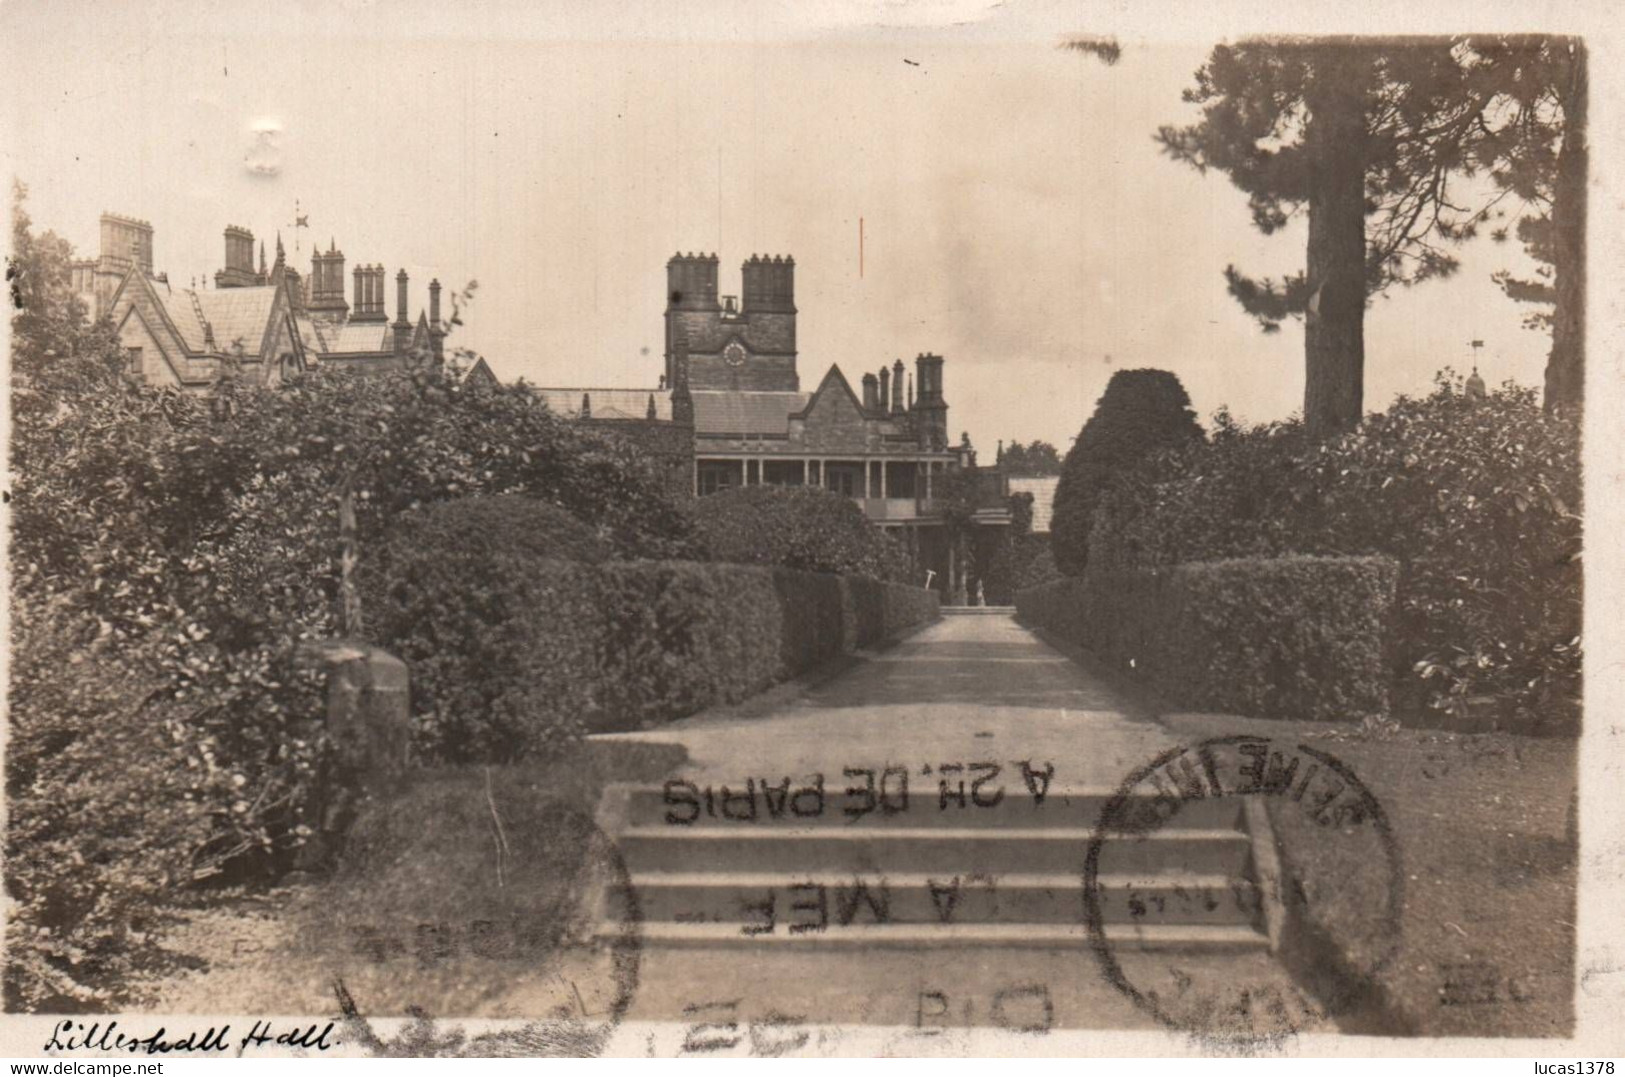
xmin=595 ymin=782 xmax=1275 ymax=951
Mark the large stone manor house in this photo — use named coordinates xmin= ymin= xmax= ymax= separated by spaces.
xmin=74 ymin=212 xmax=446 ymax=390
xmin=76 ymin=211 xmax=1008 ymax=593
xmin=530 ymin=251 xmax=1011 ymax=590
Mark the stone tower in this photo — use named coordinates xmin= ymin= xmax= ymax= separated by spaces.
xmin=664 ymin=252 xmax=799 ymax=391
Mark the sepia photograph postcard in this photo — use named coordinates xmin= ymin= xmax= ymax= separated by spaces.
xmin=2 ymin=0 xmax=1623 ymax=1062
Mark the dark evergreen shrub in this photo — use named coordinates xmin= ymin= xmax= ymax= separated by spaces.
xmin=1050 ymin=369 xmax=1203 ymax=576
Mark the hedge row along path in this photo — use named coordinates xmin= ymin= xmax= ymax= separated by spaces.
xmin=590 ymin=610 xmax=1330 ymax=1036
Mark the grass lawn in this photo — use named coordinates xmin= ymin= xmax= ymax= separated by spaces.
xmin=137 ymin=739 xmax=683 ymax=1024
xmin=1161 ymin=711 xmax=1577 ymax=1038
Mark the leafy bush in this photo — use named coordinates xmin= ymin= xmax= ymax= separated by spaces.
xmin=1017 ymin=556 xmax=1396 ymax=721
xmin=4 ymin=190 xmax=701 ymax=1007
xmin=686 ymin=485 xmax=910 ymax=582
xmin=1081 ymin=376 xmax=1580 ymax=731
xmin=3 ymin=600 xmax=215 ymax=1011
xmin=362 ymin=497 xmax=610 ymax=761
xmin=380 ymin=494 xmax=611 ymax=569
xmin=1050 ymin=368 xmax=1203 ymax=575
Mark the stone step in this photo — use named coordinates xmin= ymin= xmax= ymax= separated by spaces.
xmin=617 ymin=825 xmax=1253 ymax=876
xmin=619 ymin=783 xmax=1245 ymax=832
xmin=623 ymin=871 xmax=1262 ymax=928
xmin=617 ymin=920 xmax=1271 ymax=951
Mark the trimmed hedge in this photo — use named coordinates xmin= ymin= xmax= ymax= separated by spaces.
xmin=1070 ymin=380 xmax=1580 ymax=732
xmin=1017 ymin=555 xmax=1396 ymax=722
xmin=372 ymin=556 xmax=940 ymax=761
xmin=686 ymin=485 xmax=912 ymax=583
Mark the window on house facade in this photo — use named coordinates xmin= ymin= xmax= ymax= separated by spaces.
xmin=697 ymin=460 xmax=741 ymax=497
xmin=126 ymin=346 xmax=142 ymax=375
xmin=762 ymin=460 xmax=805 ymax=486
xmin=885 ymin=461 xmax=918 ymax=499
xmin=824 ymin=462 xmax=865 ymax=498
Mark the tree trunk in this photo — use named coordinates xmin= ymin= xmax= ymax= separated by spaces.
xmin=1303 ymin=63 xmax=1369 ymax=438
xmin=1546 ymin=42 xmax=1587 ymax=414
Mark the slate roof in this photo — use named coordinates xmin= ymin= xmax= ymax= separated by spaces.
xmin=147 ymin=284 xmax=279 ymax=356
xmin=1007 ymin=475 xmax=1060 ymax=534
xmin=326 ymin=322 xmax=393 ymax=354
xmin=149 ymin=289 xmax=202 ymax=350
xmin=294 ymin=312 xmax=328 ymax=354
xmin=194 ymin=288 xmax=278 ymax=356
xmin=690 ymin=390 xmax=811 ymax=435
xmin=531 ymin=388 xmax=673 ymax=421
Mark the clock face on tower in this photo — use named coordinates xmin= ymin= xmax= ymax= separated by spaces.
xmin=723 ymin=341 xmax=746 ymax=367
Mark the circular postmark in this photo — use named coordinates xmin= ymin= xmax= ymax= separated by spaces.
xmin=320 ymin=784 xmax=643 ymax=1057
xmin=1083 ymin=735 xmax=1403 ymax=1047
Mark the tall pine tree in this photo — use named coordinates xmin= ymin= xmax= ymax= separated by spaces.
xmin=1157 ymin=41 xmax=1500 ymax=436
xmin=1474 ymin=35 xmax=1587 ymax=413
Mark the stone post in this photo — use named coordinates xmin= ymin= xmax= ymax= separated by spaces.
xmin=294 ymin=640 xmax=410 ymax=868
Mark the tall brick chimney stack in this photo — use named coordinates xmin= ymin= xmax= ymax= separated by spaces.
xmin=216 ymin=225 xmax=260 ymax=288
xmin=428 ymin=278 xmax=445 ymax=362
xmin=891 ymin=359 xmax=906 ymax=415
xmin=393 ymin=269 xmax=412 ymax=356
xmin=351 ymin=264 xmax=387 ymax=322
xmin=879 ymin=366 xmax=891 ymax=413
xmin=862 ymin=373 xmax=879 ymax=412
xmin=308 ymin=238 xmax=348 ymax=321
xmin=914 ymin=353 xmax=949 ymax=450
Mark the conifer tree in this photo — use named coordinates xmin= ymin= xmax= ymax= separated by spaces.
xmin=1050 ymin=369 xmax=1202 ymax=575
xmin=1474 ymin=36 xmax=1587 ymax=413
xmin=1157 ymin=41 xmax=1502 ymax=436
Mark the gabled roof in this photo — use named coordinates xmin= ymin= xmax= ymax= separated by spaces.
xmin=690 ymin=390 xmax=811 ymax=435
xmin=792 ymin=364 xmax=865 ymax=421
xmin=465 ymin=357 xmax=499 ymax=386
xmin=111 ymin=264 xmax=287 ymax=362
xmin=410 ymin=311 xmax=433 ymax=353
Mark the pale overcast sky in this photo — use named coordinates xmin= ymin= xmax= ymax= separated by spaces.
xmin=2 ymin=0 xmax=1560 ymax=452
